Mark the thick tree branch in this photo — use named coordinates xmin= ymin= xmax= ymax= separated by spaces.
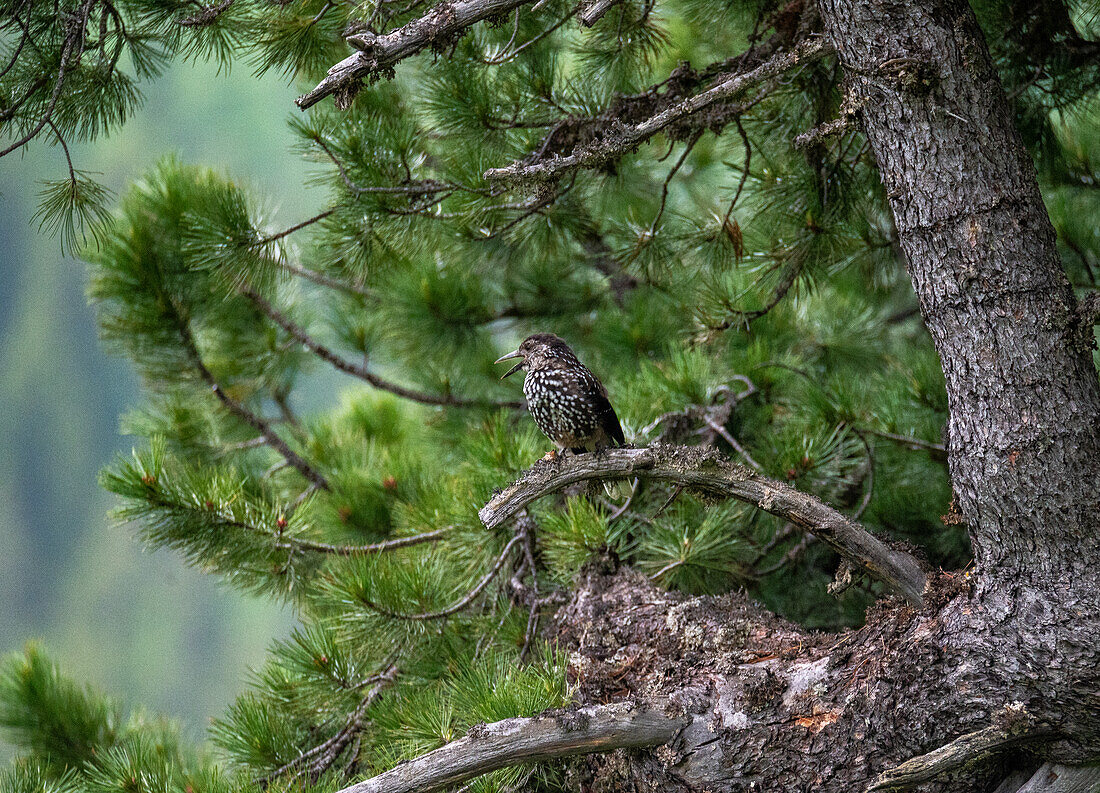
xmin=335 ymin=701 xmax=688 ymax=793
xmin=577 ymin=0 xmax=619 ymax=26
xmin=479 ymin=445 xmax=927 ymax=604
xmin=297 ymin=0 xmax=536 ymax=109
xmin=483 ymin=37 xmax=833 ymax=184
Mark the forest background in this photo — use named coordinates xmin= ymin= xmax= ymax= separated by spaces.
xmin=0 ymin=60 xmax=325 ymax=755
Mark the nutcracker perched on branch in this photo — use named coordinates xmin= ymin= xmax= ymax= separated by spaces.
xmin=496 ymin=333 xmax=625 ymax=455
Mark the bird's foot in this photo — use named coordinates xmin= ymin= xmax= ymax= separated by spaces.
xmin=542 ymin=449 xmax=559 ymax=462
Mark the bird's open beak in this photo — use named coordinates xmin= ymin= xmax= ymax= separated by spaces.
xmin=494 ymin=350 xmax=524 ymax=379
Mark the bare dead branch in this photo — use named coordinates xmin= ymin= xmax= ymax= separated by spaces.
xmin=794 ymin=115 xmax=851 ymax=148
xmin=297 ymin=0 xmax=537 ymax=109
xmin=177 ymin=0 xmax=232 ymax=26
xmin=334 ymin=701 xmax=688 ymax=793
xmin=867 ymin=705 xmax=1044 ymax=791
xmin=578 ymin=0 xmax=620 ymax=26
xmin=483 ymin=37 xmax=833 ymax=184
xmin=479 ymin=445 xmax=927 ymax=604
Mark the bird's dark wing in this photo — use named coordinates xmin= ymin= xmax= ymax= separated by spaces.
xmin=592 ymin=380 xmax=625 ymax=447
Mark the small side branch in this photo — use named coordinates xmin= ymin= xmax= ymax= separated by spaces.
xmin=483 ymin=37 xmax=833 ymax=184
xmin=479 ymin=445 xmax=926 ymax=605
xmin=365 ymin=532 xmax=522 ymax=620
xmin=244 ymin=289 xmax=523 ymax=409
xmin=868 ymin=707 xmax=1044 ymax=791
xmin=174 ymin=310 xmax=330 ymax=490
xmin=298 ymin=0 xmax=537 ymax=109
xmin=335 ymin=701 xmax=688 ymax=793
xmin=283 ymin=529 xmax=446 ymax=557
xmin=259 ymin=666 xmax=397 ymax=785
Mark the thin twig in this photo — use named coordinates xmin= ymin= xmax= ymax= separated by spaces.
xmin=244 ymin=289 xmax=523 ymax=409
xmin=647 ymin=129 xmax=702 ymax=238
xmin=723 ymin=116 xmax=752 ymax=226
xmin=859 ymin=427 xmax=945 ymax=454
xmin=284 ymin=529 xmax=447 ymax=556
xmin=174 ymin=305 xmax=330 ymax=490
xmin=259 ymin=208 xmax=335 ymax=244
xmin=257 ymin=666 xmax=398 ymax=785
xmin=0 ymin=0 xmax=90 ymax=158
xmin=364 ymin=534 xmax=523 ymax=621
xmin=482 ymin=6 xmax=573 ymax=64
xmin=702 ymin=415 xmax=762 ymax=472
xmin=279 ymin=260 xmax=376 ymax=298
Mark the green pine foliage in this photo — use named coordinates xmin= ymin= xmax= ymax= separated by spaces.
xmin=3 ymin=0 xmax=1098 ymax=790
xmin=0 ymin=645 xmax=232 ymax=793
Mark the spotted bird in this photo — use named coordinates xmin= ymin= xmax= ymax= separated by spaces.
xmin=495 ymin=333 xmax=625 ymax=455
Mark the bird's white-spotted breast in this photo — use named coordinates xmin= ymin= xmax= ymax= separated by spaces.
xmin=523 ymin=368 xmax=597 ymax=445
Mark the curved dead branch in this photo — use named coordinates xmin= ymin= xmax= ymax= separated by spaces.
xmin=479 ymin=445 xmax=927 ymax=605
xmin=334 ymin=701 xmax=688 ymax=793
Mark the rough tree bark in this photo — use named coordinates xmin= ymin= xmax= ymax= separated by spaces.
xmin=337 ymin=1 xmax=1100 ymax=791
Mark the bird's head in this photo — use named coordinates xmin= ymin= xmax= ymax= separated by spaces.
xmin=494 ymin=333 xmax=572 ymax=379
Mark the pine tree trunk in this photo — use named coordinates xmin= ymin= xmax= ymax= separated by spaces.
xmin=819 ymin=0 xmax=1100 ymax=594
xmin=546 ymin=1 xmax=1100 ymax=790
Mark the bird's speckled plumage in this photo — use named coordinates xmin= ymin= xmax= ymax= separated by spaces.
xmin=496 ymin=333 xmax=625 ymax=453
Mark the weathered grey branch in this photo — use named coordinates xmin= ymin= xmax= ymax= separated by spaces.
xmin=867 ymin=708 xmax=1042 ymax=791
xmin=1013 ymin=764 xmax=1100 ymax=793
xmin=479 ymin=445 xmax=927 ymax=605
xmin=483 ymin=36 xmax=833 ymax=183
xmin=297 ymin=0 xmax=536 ymax=109
xmin=578 ymin=0 xmax=619 ymax=26
xmin=334 ymin=701 xmax=687 ymax=793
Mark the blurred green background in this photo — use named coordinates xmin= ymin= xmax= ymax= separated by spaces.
xmin=0 ymin=59 xmax=323 ymax=751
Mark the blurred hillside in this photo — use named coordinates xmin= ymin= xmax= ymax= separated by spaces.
xmin=0 ymin=58 xmax=323 ymax=749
